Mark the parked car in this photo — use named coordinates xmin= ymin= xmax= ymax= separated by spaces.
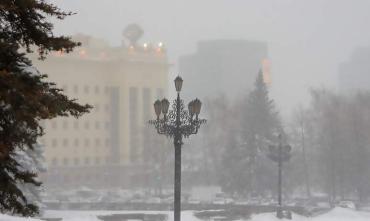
xmin=338 ymin=201 xmax=356 ymax=209
xmin=213 ymin=197 xmax=234 ymax=205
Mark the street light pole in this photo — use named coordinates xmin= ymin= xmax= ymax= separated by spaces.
xmin=149 ymin=76 xmax=206 ymax=221
xmin=174 ymin=93 xmax=182 ymax=221
xmin=268 ymin=134 xmax=292 ymax=219
xmin=278 ymin=134 xmax=282 ymax=210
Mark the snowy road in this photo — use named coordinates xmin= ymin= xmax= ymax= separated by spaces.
xmin=1 ymin=207 xmax=369 ymax=221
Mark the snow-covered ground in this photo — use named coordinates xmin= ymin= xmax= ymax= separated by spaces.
xmin=0 ymin=214 xmax=42 ymax=221
xmin=251 ymin=207 xmax=370 ymax=221
xmin=44 ymin=210 xmax=200 ymax=221
xmin=44 ymin=208 xmax=370 ymax=221
xmin=2 ymin=207 xmax=370 ymax=221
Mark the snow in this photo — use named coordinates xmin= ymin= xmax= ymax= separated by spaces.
xmin=44 ymin=210 xmax=201 ymax=221
xmin=190 ymin=186 xmax=222 ymax=202
xmin=314 ymin=207 xmax=370 ymax=221
xmin=0 ymin=214 xmax=42 ymax=221
xmin=2 ymin=207 xmax=369 ymax=221
xmin=44 ymin=208 xmax=370 ymax=221
xmin=250 ymin=207 xmax=370 ymax=221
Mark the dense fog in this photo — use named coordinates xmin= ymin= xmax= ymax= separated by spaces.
xmin=51 ymin=0 xmax=370 ymax=114
xmin=43 ymin=0 xmax=370 ymax=205
xmin=2 ymin=1 xmax=370 ymax=220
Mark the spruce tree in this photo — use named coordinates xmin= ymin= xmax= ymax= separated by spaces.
xmin=0 ymin=1 xmax=91 ymax=216
xmin=240 ymin=70 xmax=281 ymax=197
xmin=15 ymin=143 xmax=47 ymax=214
xmin=219 ymin=71 xmax=281 ymax=197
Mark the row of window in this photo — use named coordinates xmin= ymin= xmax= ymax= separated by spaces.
xmin=48 ymin=173 xmax=108 ymax=183
xmin=93 ymin=103 xmax=110 ymax=113
xmin=62 ymin=85 xmax=164 ymax=98
xmin=51 ymin=156 xmax=109 ymax=167
xmin=45 ymin=138 xmax=111 ymax=148
xmin=62 ymin=85 xmax=111 ymax=95
xmin=49 ymin=121 xmax=110 ymax=130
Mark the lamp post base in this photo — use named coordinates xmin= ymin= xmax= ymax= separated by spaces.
xmin=276 ymin=207 xmax=292 ymax=220
xmin=276 ymin=206 xmax=283 ymax=219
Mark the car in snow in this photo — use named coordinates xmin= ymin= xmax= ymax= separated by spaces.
xmin=187 ymin=198 xmax=201 ymax=204
xmin=212 ymin=198 xmax=234 ymax=205
xmin=338 ymin=200 xmax=356 ymax=209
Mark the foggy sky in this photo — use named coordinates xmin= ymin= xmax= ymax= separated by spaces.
xmin=50 ymin=0 xmax=370 ymax=117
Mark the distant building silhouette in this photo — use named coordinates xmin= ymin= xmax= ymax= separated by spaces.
xmin=339 ymin=47 xmax=370 ymax=91
xmin=179 ymin=39 xmax=269 ymax=100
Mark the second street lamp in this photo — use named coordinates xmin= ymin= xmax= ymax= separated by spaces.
xmin=268 ymin=134 xmax=292 ymax=219
xmin=149 ymin=76 xmax=206 ymax=221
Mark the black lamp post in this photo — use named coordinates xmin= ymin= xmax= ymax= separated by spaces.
xmin=149 ymin=76 xmax=206 ymax=221
xmin=268 ymin=134 xmax=292 ymax=219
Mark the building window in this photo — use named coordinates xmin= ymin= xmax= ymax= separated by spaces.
xmin=63 ymin=158 xmax=69 ymax=166
xmin=63 ymin=175 xmax=70 ymax=182
xmin=105 ymin=138 xmax=110 ymax=147
xmin=52 ymin=158 xmax=58 ymax=166
xmin=62 ymin=138 xmax=69 ymax=147
xmin=52 ymin=139 xmax=57 ymax=147
xmin=95 ymin=138 xmax=101 ymax=146
xmin=73 ymin=85 xmax=78 ymax=94
xmin=95 ymin=121 xmax=100 ymax=130
xmin=84 ymin=139 xmax=90 ymax=147
xmin=95 ymin=157 xmax=100 ymax=165
xmin=74 ymin=158 xmax=80 ymax=166
xmin=74 ymin=138 xmax=79 ymax=147
xmin=84 ymin=157 xmax=90 ymax=165
xmin=104 ymin=104 xmax=110 ymax=112
xmin=94 ymin=86 xmax=100 ymax=94
xmin=84 ymin=85 xmax=89 ymax=94
xmin=73 ymin=121 xmax=79 ymax=129
xmin=63 ymin=120 xmax=68 ymax=129
xmin=84 ymin=121 xmax=90 ymax=129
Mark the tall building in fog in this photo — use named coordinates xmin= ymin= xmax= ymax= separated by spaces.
xmin=179 ymin=39 xmax=270 ymax=100
xmin=338 ymin=47 xmax=370 ymax=91
xmin=31 ymin=28 xmax=169 ymax=188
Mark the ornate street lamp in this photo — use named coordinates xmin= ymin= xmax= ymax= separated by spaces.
xmin=268 ymin=134 xmax=292 ymax=219
xmin=149 ymin=76 xmax=206 ymax=221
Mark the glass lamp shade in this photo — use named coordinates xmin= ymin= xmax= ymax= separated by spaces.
xmin=161 ymin=98 xmax=170 ymax=114
xmin=174 ymin=76 xmax=183 ymax=92
xmin=193 ymin=98 xmax=202 ymax=115
xmin=283 ymin=145 xmax=292 ymax=153
xmin=154 ymin=100 xmax=162 ymax=117
xmin=188 ymin=100 xmax=195 ymax=115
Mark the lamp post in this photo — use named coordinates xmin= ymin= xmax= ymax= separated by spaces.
xmin=149 ymin=76 xmax=206 ymax=221
xmin=268 ymin=134 xmax=292 ymax=219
